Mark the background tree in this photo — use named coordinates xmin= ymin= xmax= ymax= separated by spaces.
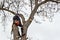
xmin=0 ymin=0 xmax=60 ymax=40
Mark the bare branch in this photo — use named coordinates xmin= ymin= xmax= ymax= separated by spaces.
xmin=38 ymin=0 xmax=48 ymax=7
xmin=0 ymin=8 xmax=25 ymax=24
xmin=2 ymin=0 xmax=5 ymax=8
xmin=49 ymin=0 xmax=60 ymax=3
xmin=0 ymin=8 xmax=15 ymax=14
xmin=45 ymin=0 xmax=60 ymax=3
xmin=25 ymin=0 xmax=48 ymax=28
xmin=30 ymin=0 xmax=32 ymax=11
xmin=35 ymin=0 xmax=38 ymax=5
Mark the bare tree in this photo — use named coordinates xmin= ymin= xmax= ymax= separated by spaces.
xmin=0 ymin=0 xmax=60 ymax=40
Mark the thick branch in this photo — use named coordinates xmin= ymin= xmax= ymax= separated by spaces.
xmin=26 ymin=0 xmax=48 ymax=28
xmin=38 ymin=0 xmax=48 ymax=7
xmin=0 ymin=8 xmax=15 ymax=14
xmin=26 ymin=0 xmax=59 ymax=27
xmin=35 ymin=0 xmax=38 ymax=5
xmin=49 ymin=0 xmax=60 ymax=3
xmin=25 ymin=6 xmax=38 ymax=28
xmin=45 ymin=0 xmax=60 ymax=3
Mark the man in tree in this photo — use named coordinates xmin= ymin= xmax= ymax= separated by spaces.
xmin=13 ymin=14 xmax=23 ymax=37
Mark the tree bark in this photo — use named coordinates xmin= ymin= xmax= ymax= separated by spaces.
xmin=21 ymin=25 xmax=28 ymax=40
xmin=12 ymin=24 xmax=19 ymax=40
xmin=21 ymin=34 xmax=27 ymax=40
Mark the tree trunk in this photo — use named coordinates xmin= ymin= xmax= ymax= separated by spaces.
xmin=21 ymin=25 xmax=28 ymax=40
xmin=21 ymin=34 xmax=27 ymax=40
xmin=12 ymin=24 xmax=28 ymax=40
xmin=12 ymin=24 xmax=19 ymax=40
